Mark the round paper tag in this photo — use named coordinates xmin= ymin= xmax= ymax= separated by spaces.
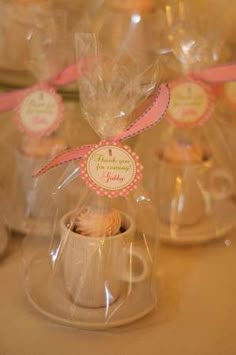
xmin=15 ymin=86 xmax=63 ymax=137
xmin=80 ymin=142 xmax=143 ymax=198
xmin=167 ymin=79 xmax=214 ymax=127
xmin=224 ymin=82 xmax=236 ymax=109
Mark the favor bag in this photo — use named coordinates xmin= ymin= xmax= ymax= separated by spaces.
xmin=3 ymin=15 xmax=78 ymax=236
xmin=135 ymin=0 xmax=236 ymax=246
xmin=23 ymin=34 xmax=170 ymax=329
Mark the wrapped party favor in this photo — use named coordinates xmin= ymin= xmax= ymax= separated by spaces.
xmin=135 ymin=1 xmax=236 ymax=246
xmin=23 ymin=34 xmax=170 ymax=329
xmin=1 ymin=18 xmax=81 ymax=237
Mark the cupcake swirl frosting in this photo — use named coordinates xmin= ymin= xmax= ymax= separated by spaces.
xmin=73 ymin=208 xmax=122 ymax=237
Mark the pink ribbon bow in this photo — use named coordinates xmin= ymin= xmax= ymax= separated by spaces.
xmin=34 ymin=84 xmax=170 ymax=177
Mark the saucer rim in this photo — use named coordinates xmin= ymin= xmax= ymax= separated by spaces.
xmin=25 ymin=258 xmax=157 ymax=330
xmin=159 ymin=200 xmax=236 ymax=246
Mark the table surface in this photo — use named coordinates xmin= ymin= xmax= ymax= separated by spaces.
xmin=1 ymin=101 xmax=236 ymax=355
xmin=0 ymin=229 xmax=236 ymax=355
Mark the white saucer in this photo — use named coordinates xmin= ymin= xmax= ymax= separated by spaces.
xmin=25 ymin=257 xmax=157 ymax=330
xmin=160 ymin=200 xmax=236 ymax=246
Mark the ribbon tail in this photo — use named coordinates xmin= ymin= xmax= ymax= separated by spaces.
xmin=0 ymin=64 xmax=79 ymax=113
xmin=34 ymin=145 xmax=93 ymax=177
xmin=192 ymin=63 xmax=236 ymax=83
xmin=51 ymin=64 xmax=79 ymax=87
xmin=51 ymin=56 xmax=103 ymax=87
xmin=0 ymin=89 xmax=28 ymax=113
xmin=115 ymin=83 xmax=170 ymax=142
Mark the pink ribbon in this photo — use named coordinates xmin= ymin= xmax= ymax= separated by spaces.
xmin=0 ymin=89 xmax=28 ymax=113
xmin=1 ymin=62 xmax=235 ymax=114
xmin=0 ymin=63 xmax=80 ymax=113
xmin=0 ymin=55 xmax=104 ymax=113
xmin=34 ymin=84 xmax=170 ymax=177
xmin=190 ymin=63 xmax=236 ymax=84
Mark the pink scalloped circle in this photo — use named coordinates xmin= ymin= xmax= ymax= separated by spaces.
xmin=15 ymin=85 xmax=64 ymax=137
xmin=166 ymin=78 xmax=215 ymax=128
xmin=80 ymin=142 xmax=143 ymax=198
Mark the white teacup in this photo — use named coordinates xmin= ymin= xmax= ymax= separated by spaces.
xmin=60 ymin=211 xmax=150 ymax=308
xmin=157 ymin=153 xmax=234 ymax=226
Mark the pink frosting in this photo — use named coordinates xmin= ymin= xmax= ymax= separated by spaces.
xmin=73 ymin=208 xmax=122 ymax=237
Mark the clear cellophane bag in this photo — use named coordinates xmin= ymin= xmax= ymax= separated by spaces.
xmin=0 ymin=0 xmax=74 ymax=71
xmin=92 ymin=0 xmax=169 ymax=78
xmin=135 ymin=0 xmax=236 ymax=247
xmin=6 ymin=11 xmax=82 ymax=237
xmin=23 ymin=33 xmax=165 ymax=330
xmin=159 ymin=0 xmax=231 ymax=79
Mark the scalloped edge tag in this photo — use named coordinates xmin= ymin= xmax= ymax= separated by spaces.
xmin=80 ymin=141 xmax=143 ymax=198
xmin=166 ymin=78 xmax=215 ymax=128
xmin=15 ymin=85 xmax=63 ymax=137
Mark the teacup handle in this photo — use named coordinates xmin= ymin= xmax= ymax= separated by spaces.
xmin=119 ymin=245 xmax=150 ymax=283
xmin=208 ymin=168 xmax=234 ymax=201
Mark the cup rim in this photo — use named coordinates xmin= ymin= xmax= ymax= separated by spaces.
xmin=60 ymin=209 xmax=135 ymax=241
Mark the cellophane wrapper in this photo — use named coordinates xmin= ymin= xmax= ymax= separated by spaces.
xmin=160 ymin=0 xmax=230 ymax=79
xmin=0 ymin=107 xmax=15 ymax=255
xmin=0 ymin=173 xmax=10 ymax=256
xmin=6 ymin=13 xmax=81 ymax=238
xmin=135 ymin=0 xmax=236 ymax=247
xmin=23 ymin=33 xmax=162 ymax=330
xmin=216 ymin=50 xmax=236 ymax=167
xmin=92 ymin=0 xmax=169 ymax=76
xmin=0 ymin=1 xmax=58 ymax=87
xmin=0 ymin=0 xmax=91 ymax=88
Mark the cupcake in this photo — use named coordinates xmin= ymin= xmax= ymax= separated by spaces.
xmin=72 ymin=207 xmax=122 ymax=238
